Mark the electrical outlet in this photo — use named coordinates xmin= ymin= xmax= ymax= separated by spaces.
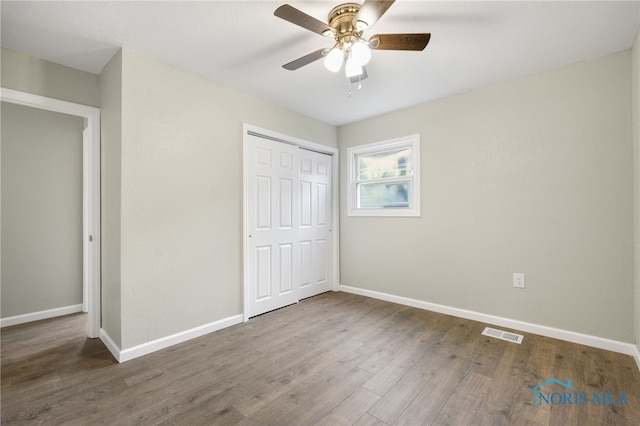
xmin=513 ymin=273 xmax=525 ymax=289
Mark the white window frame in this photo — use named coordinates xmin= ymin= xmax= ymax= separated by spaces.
xmin=347 ymin=134 xmax=420 ymax=217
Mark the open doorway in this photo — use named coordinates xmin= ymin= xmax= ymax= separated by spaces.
xmin=0 ymin=88 xmax=100 ymax=338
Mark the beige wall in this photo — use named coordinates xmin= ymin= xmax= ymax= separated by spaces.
xmin=4 ymin=43 xmax=636 ymax=352
xmin=632 ymin=30 xmax=640 ymax=355
xmin=112 ymin=48 xmax=337 ymax=349
xmin=100 ymin=50 xmax=123 ymax=346
xmin=339 ymin=51 xmax=634 ymax=343
xmin=1 ymin=102 xmax=84 ymax=317
xmin=1 ymin=47 xmax=337 ymax=350
xmin=1 ymin=48 xmax=100 ymax=108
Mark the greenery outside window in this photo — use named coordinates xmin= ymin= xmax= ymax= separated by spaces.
xmin=347 ymin=134 xmax=420 ymax=217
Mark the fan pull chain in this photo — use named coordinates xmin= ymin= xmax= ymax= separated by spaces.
xmin=346 ymin=79 xmax=363 ymax=98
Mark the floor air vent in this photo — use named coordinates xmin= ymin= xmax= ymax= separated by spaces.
xmin=482 ymin=327 xmax=524 ymax=344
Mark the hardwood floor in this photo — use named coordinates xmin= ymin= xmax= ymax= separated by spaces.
xmin=2 ymin=292 xmax=639 ymax=425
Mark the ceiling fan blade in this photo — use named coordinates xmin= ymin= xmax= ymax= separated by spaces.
xmin=282 ymin=48 xmax=329 ymax=71
xmin=353 ymin=0 xmax=395 ymax=30
xmin=275 ymin=4 xmax=334 ymax=36
xmin=369 ymin=33 xmax=431 ymax=51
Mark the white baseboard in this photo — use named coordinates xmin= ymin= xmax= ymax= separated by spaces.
xmin=0 ymin=304 xmax=83 ymax=328
xmin=100 ymin=314 xmax=244 ymax=363
xmin=339 ymin=285 xmax=639 ymax=367
xmin=99 ymin=328 xmax=122 ymax=362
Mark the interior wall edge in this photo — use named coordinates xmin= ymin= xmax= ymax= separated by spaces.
xmin=631 ymin=25 xmax=640 ymax=370
xmin=99 ymin=328 xmax=122 ymax=363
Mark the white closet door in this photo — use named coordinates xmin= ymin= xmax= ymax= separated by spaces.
xmin=298 ymin=148 xmax=332 ymax=299
xmin=246 ymin=136 xmax=300 ymax=317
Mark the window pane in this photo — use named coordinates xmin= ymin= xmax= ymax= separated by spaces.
xmin=358 ymin=182 xmax=410 ymax=208
xmin=358 ymin=148 xmax=411 ymax=181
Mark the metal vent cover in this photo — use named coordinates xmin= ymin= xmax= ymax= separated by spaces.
xmin=482 ymin=327 xmax=524 ymax=344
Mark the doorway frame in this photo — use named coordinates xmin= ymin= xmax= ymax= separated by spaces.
xmin=242 ymin=124 xmax=339 ymax=322
xmin=1 ymin=88 xmax=101 ymax=338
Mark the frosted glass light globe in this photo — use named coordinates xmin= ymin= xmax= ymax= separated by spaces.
xmin=324 ymin=48 xmax=343 ymax=72
xmin=351 ymin=41 xmax=371 ymax=66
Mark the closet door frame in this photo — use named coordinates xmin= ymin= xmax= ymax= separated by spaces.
xmin=242 ymin=124 xmax=339 ymax=321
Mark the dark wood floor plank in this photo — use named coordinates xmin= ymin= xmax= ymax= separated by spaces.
xmin=232 ymin=348 xmax=340 ymax=417
xmin=2 ymin=291 xmax=639 ymax=425
xmin=239 ymin=352 xmax=373 ymax=425
xmin=430 ymin=371 xmax=494 ymax=425
xmin=314 ymin=387 xmax=380 ymax=426
xmin=392 ymin=350 xmax=471 ymax=425
xmin=353 ymin=412 xmax=390 ymax=426
xmin=366 ymin=366 xmax=430 ymax=424
xmin=361 ymin=325 xmax=435 ymax=396
xmin=483 ymin=339 xmax=534 ymax=424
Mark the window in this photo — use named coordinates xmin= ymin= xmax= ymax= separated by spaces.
xmin=347 ymin=134 xmax=420 ymax=217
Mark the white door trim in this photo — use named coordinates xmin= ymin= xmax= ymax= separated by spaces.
xmin=242 ymin=124 xmax=339 ymax=322
xmin=1 ymin=88 xmax=101 ymax=338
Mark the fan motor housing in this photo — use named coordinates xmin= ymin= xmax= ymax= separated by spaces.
xmin=328 ymin=3 xmax=361 ymax=36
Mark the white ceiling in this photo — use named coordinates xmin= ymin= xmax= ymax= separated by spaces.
xmin=2 ymin=1 xmax=639 ymax=126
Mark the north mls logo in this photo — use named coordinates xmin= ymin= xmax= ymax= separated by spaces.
xmin=530 ymin=378 xmax=627 ymax=408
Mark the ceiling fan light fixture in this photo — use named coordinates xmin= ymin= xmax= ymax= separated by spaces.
xmin=351 ymin=41 xmax=372 ymax=66
xmin=275 ymin=1 xmax=431 ymax=81
xmin=324 ymin=47 xmax=344 ymax=72
xmin=345 ymin=56 xmax=363 ymax=78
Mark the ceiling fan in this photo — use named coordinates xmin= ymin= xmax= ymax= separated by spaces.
xmin=274 ymin=0 xmax=431 ymax=82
